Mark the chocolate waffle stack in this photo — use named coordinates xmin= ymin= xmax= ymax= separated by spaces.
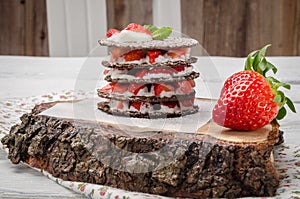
xmin=97 ymin=37 xmax=200 ymax=118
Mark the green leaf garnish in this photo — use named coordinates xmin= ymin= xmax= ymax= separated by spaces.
xmin=144 ymin=25 xmax=173 ymax=40
xmin=152 ymin=27 xmax=172 ymax=40
xmin=244 ymin=44 xmax=296 ymax=120
xmin=143 ymin=25 xmax=159 ymax=33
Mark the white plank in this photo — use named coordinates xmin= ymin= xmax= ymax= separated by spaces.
xmin=152 ymin=0 xmax=181 ymax=32
xmin=64 ymin=0 xmax=89 ymax=57
xmin=47 ymin=0 xmax=107 ymax=57
xmin=46 ymin=0 xmax=69 ymax=57
xmin=86 ymin=0 xmax=108 ymax=56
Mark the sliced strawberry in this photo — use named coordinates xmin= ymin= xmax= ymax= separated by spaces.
xmin=99 ymin=82 xmax=116 ymax=93
xmin=177 ymin=80 xmax=193 ymax=94
xmin=131 ymin=102 xmax=142 ymax=111
xmin=103 ymin=69 xmax=110 ymax=75
xmin=172 ymin=65 xmax=185 ymax=73
xmin=110 ymin=48 xmax=129 ymax=62
xmin=112 ymin=83 xmax=127 ymax=94
xmin=125 ymin=23 xmax=152 ymax=36
xmin=129 ymin=83 xmax=146 ymax=95
xmin=116 ymin=101 xmax=124 ymax=110
xmin=124 ymin=50 xmax=144 ymax=62
xmin=147 ymin=50 xmax=162 ymax=64
xmin=162 ymin=101 xmax=177 ymax=108
xmin=148 ymin=68 xmax=173 ymax=75
xmin=167 ymin=48 xmax=188 ymax=58
xmin=180 ymin=97 xmax=195 ymax=107
xmin=154 ymin=84 xmax=175 ymax=96
xmin=135 ymin=69 xmax=148 ymax=78
xmin=188 ymin=80 xmax=196 ymax=87
xmin=106 ymin=29 xmax=120 ymax=38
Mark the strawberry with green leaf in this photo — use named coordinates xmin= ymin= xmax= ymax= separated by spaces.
xmin=213 ymin=44 xmax=296 ymax=130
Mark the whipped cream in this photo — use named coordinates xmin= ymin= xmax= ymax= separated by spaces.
xmin=108 ymin=30 xmax=152 ymax=43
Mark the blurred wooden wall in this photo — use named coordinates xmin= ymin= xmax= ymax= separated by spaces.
xmin=106 ymin=0 xmax=153 ymax=30
xmin=0 ymin=0 xmax=49 ymax=56
xmin=1 ymin=0 xmax=299 ymax=56
xmin=181 ymin=0 xmax=300 ymax=56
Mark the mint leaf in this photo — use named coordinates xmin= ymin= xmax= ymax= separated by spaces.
xmin=144 ymin=25 xmax=159 ymax=33
xmin=152 ymin=27 xmax=172 ymax=40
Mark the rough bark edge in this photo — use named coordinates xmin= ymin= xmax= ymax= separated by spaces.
xmin=1 ymin=103 xmax=282 ymax=198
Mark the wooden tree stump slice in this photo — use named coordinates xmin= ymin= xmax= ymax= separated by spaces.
xmin=1 ymin=101 xmax=282 ymax=198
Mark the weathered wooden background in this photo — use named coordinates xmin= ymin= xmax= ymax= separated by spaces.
xmin=0 ymin=0 xmax=49 ymax=56
xmin=1 ymin=0 xmax=299 ymax=56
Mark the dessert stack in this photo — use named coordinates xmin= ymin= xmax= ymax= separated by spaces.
xmin=97 ymin=23 xmax=200 ymax=118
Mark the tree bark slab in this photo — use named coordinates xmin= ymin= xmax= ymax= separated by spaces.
xmin=1 ymin=102 xmax=281 ymax=198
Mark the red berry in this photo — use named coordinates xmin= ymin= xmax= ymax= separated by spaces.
xmin=212 ymin=70 xmax=279 ymax=131
xmin=147 ymin=50 xmax=162 ymax=64
xmin=112 ymin=83 xmax=127 ymax=94
xmin=106 ymin=28 xmax=120 ymax=38
xmin=125 ymin=23 xmax=152 ymax=35
xmin=180 ymin=97 xmax=195 ymax=107
xmin=124 ymin=50 xmax=144 ymax=62
xmin=110 ymin=48 xmax=129 ymax=62
xmin=131 ymin=102 xmax=142 ymax=111
xmin=99 ymin=82 xmax=115 ymax=93
xmin=162 ymin=101 xmax=177 ymax=108
xmin=117 ymin=101 xmax=124 ymax=110
xmin=135 ymin=69 xmax=148 ymax=78
xmin=167 ymin=48 xmax=188 ymax=58
xmin=128 ymin=83 xmax=146 ymax=95
xmin=177 ymin=80 xmax=193 ymax=94
xmin=148 ymin=68 xmax=173 ymax=75
xmin=172 ymin=65 xmax=185 ymax=73
xmin=188 ymin=80 xmax=196 ymax=87
xmin=154 ymin=84 xmax=175 ymax=96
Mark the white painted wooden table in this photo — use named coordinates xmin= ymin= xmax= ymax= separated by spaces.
xmin=0 ymin=56 xmax=299 ymax=198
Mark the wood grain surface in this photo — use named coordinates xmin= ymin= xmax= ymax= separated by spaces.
xmin=106 ymin=0 xmax=153 ymax=30
xmin=181 ymin=0 xmax=300 ymax=56
xmin=1 ymin=0 xmax=299 ymax=56
xmin=0 ymin=0 xmax=48 ymax=56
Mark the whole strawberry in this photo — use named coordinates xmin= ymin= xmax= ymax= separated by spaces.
xmin=213 ymin=45 xmax=295 ymax=130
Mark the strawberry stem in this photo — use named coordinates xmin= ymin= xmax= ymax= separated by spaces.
xmin=244 ymin=44 xmax=296 ymax=120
